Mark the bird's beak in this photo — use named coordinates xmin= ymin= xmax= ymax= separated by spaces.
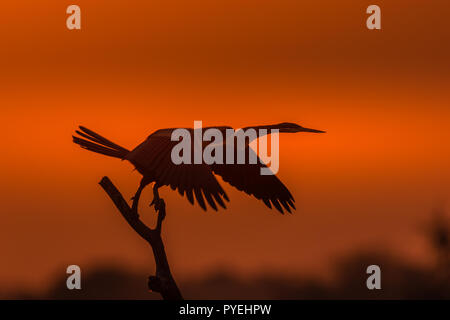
xmin=300 ymin=127 xmax=326 ymax=133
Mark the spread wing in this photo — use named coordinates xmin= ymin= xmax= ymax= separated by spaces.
xmin=126 ymin=131 xmax=229 ymax=211
xmin=210 ymin=146 xmax=295 ymax=214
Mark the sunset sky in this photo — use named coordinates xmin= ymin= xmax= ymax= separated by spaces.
xmin=1 ymin=0 xmax=449 ymax=294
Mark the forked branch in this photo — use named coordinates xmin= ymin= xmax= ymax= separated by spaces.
xmin=99 ymin=176 xmax=183 ymax=300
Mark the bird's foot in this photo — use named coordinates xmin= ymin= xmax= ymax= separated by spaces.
xmin=150 ymin=198 xmax=165 ymax=213
xmin=150 ymin=198 xmax=166 ymax=223
xmin=150 ymin=185 xmax=165 ymax=224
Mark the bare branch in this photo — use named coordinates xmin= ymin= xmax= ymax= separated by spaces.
xmin=99 ymin=177 xmax=152 ymax=240
xmin=99 ymin=176 xmax=183 ymax=300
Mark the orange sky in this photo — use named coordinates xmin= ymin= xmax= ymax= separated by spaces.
xmin=0 ymin=1 xmax=450 ymax=293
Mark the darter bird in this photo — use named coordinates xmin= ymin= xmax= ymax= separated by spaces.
xmin=72 ymin=123 xmax=324 ymax=214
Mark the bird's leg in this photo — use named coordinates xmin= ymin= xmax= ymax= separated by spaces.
xmin=150 ymin=184 xmax=164 ymax=213
xmin=131 ymin=180 xmax=146 ymax=216
xmin=150 ymin=184 xmax=166 ymax=233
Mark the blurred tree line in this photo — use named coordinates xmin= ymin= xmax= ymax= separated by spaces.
xmin=6 ymin=211 xmax=450 ymax=299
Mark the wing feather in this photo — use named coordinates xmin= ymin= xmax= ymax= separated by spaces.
xmin=126 ymin=131 xmax=227 ymax=211
xmin=210 ymin=146 xmax=295 ymax=214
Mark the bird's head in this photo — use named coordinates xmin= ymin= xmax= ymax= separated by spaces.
xmin=276 ymin=122 xmax=326 ymax=133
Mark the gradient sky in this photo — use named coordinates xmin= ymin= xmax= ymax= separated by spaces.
xmin=0 ymin=1 xmax=449 ymax=293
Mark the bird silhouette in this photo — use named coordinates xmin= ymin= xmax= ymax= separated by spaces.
xmin=72 ymin=123 xmax=324 ymax=214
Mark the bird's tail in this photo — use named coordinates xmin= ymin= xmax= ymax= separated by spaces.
xmin=72 ymin=126 xmax=130 ymax=159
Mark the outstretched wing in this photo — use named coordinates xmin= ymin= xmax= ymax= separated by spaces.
xmin=126 ymin=131 xmax=229 ymax=211
xmin=210 ymin=146 xmax=295 ymax=214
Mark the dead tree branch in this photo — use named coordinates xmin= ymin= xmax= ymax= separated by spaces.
xmin=99 ymin=176 xmax=183 ymax=300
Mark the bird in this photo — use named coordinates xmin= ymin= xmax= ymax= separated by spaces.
xmin=72 ymin=123 xmax=325 ymax=214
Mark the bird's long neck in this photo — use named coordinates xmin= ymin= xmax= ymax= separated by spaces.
xmin=242 ymin=124 xmax=279 ymax=131
xmin=240 ymin=124 xmax=281 ymax=140
xmin=222 ymin=124 xmax=279 ymax=146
